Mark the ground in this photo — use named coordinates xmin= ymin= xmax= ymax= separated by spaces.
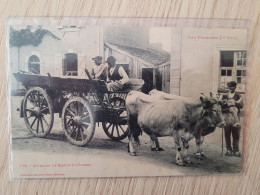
xmin=10 ymin=96 xmax=243 ymax=178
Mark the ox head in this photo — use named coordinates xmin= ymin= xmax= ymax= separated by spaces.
xmin=200 ymin=95 xmax=225 ymax=129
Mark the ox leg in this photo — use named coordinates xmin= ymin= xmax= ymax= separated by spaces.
xmin=128 ymin=134 xmax=137 ymax=156
xmin=199 ymin=136 xmax=206 ymax=157
xmin=173 ymin=131 xmax=184 ymax=166
xmin=150 ymin=136 xmax=164 ymax=151
xmin=195 ymin=136 xmax=205 ymax=159
xmin=154 ymin=137 xmax=164 ymax=151
xmin=182 ymin=141 xmax=192 ymax=164
xmin=150 ymin=136 xmax=156 ymax=151
xmin=127 ymin=113 xmax=141 ymax=156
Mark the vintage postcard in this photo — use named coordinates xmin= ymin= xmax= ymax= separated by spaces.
xmin=7 ymin=18 xmax=247 ymax=179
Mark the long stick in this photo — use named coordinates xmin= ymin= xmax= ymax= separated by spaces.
xmin=222 ymin=128 xmax=224 ymax=156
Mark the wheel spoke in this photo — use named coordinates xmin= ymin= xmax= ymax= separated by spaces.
xmin=82 ymin=114 xmax=90 ymax=121
xmin=81 ymin=122 xmax=90 ymax=128
xmin=36 ymin=118 xmax=39 ymax=133
xmin=116 ymin=124 xmax=120 ymax=137
xmin=66 ymin=119 xmax=73 ymax=127
xmin=79 ymin=126 xmax=84 ymax=141
xmin=40 ymin=98 xmax=46 ymax=109
xmin=41 ymin=107 xmax=49 ymax=113
xmin=76 ymin=102 xmax=80 ymax=116
xmin=118 ymin=125 xmax=126 ymax=133
xmin=26 ymin=115 xmax=33 ymax=119
xmin=106 ymin=123 xmax=112 ymax=130
xmin=37 ymin=91 xmax=41 ymax=106
xmin=66 ymin=108 xmax=76 ymax=117
xmin=30 ymin=117 xmax=37 ymax=128
xmin=111 ymin=124 xmax=115 ymax=136
xmin=75 ymin=126 xmax=79 ymax=141
xmin=31 ymin=92 xmax=38 ymax=106
xmin=25 ymin=108 xmax=34 ymax=112
xmin=42 ymin=116 xmax=49 ymax=126
xmin=69 ymin=125 xmax=77 ymax=137
xmin=28 ymin=95 xmax=37 ymax=107
xmin=39 ymin=117 xmax=44 ymax=133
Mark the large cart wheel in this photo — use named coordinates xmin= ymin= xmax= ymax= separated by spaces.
xmin=62 ymin=97 xmax=95 ymax=146
xmin=102 ymin=97 xmax=129 ymax=141
xmin=23 ymin=87 xmax=54 ymax=137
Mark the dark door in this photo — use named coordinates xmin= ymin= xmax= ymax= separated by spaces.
xmin=141 ymin=68 xmax=153 ymax=94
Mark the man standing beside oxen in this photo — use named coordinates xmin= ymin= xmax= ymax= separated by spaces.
xmin=220 ymin=81 xmax=243 ymax=157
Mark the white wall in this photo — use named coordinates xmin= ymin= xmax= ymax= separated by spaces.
xmin=180 ymin=28 xmax=247 ymax=97
xmin=9 ymin=26 xmax=101 ymax=90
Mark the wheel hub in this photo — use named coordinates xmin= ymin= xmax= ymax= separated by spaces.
xmin=33 ymin=107 xmax=41 ymax=117
xmin=73 ymin=116 xmax=82 ymax=125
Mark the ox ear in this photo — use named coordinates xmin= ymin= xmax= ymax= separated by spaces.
xmin=200 ymin=96 xmax=207 ymax=103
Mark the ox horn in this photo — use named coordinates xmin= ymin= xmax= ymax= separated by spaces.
xmin=200 ymin=93 xmax=208 ymax=99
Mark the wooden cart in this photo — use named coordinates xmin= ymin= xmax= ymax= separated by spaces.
xmin=13 ymin=71 xmax=144 ymax=146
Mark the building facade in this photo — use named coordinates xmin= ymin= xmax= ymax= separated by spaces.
xmin=9 ymin=26 xmax=247 ymax=97
xmin=170 ymin=28 xmax=247 ymax=97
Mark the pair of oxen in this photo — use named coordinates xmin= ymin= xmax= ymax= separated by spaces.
xmin=125 ymin=90 xmax=240 ymax=166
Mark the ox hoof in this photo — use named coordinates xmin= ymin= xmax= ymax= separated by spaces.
xmin=157 ymin=147 xmax=164 ymax=151
xmin=200 ymin=153 xmax=206 ymax=158
xmin=151 ymin=147 xmax=164 ymax=151
xmin=129 ymin=152 xmax=137 ymax=156
xmin=175 ymin=160 xmax=185 ymax=166
xmin=194 ymin=153 xmax=203 ymax=160
xmin=183 ymin=158 xmax=193 ymax=164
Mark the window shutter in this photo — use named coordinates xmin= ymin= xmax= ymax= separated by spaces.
xmin=55 ymin=54 xmax=63 ymax=76
xmin=78 ymin=54 xmax=86 ymax=78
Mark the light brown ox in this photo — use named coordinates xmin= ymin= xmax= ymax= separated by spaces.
xmin=126 ymin=91 xmax=225 ymax=165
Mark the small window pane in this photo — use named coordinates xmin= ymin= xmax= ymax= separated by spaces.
xmin=236 ymin=52 xmax=242 ymax=59
xmin=220 ymin=51 xmax=234 ymax=67
xmin=237 ymin=60 xmax=242 ymax=66
xmin=242 ymin=70 xmax=246 ymax=76
xmin=242 ymin=52 xmax=247 ymax=58
xmin=227 ymin=70 xmax=232 ymax=76
xmin=237 ymin=70 xmax=241 ymax=76
xmin=237 ymin=77 xmax=241 ymax=83
xmin=242 ymin=59 xmax=246 ymax=66
xmin=221 ymin=69 xmax=226 ymax=76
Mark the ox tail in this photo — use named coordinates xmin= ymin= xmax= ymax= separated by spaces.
xmin=127 ymin=113 xmax=142 ymax=145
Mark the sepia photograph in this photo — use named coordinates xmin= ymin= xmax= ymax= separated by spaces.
xmin=8 ymin=22 xmax=247 ymax=178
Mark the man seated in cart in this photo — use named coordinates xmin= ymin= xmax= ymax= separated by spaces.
xmin=91 ymin=56 xmax=107 ymax=81
xmin=106 ymin=56 xmax=129 ymax=91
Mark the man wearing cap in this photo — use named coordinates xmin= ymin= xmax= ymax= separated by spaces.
xmin=91 ymin=56 xmax=107 ymax=81
xmin=106 ymin=56 xmax=129 ymax=91
xmin=222 ymin=81 xmax=243 ymax=157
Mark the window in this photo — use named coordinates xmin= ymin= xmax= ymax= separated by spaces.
xmin=63 ymin=53 xmax=78 ymax=76
xmin=220 ymin=51 xmax=246 ymax=92
xmin=28 ymin=55 xmax=40 ymax=74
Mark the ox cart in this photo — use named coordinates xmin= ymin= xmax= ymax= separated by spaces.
xmin=13 ymin=71 xmax=144 ymax=146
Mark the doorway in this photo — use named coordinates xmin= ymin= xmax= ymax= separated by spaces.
xmin=141 ymin=68 xmax=154 ymax=94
